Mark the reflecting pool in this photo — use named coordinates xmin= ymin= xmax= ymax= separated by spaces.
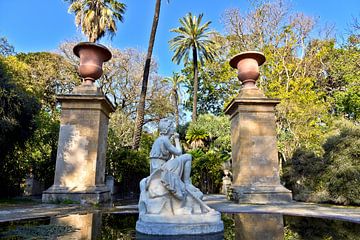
xmin=1 ymin=212 xmax=359 ymax=239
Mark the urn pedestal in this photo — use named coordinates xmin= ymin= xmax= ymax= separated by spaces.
xmin=225 ymin=51 xmax=292 ymax=204
xmin=42 ymin=85 xmax=115 ymax=204
xmin=42 ymin=43 xmax=114 ymax=204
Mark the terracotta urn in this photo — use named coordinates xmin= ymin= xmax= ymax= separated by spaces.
xmin=229 ymin=51 xmax=265 ymax=89
xmin=73 ymin=42 xmax=112 ymax=85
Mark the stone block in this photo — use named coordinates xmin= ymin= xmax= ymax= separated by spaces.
xmin=42 ymin=85 xmax=115 ymax=204
xmin=225 ymin=98 xmax=292 ymax=204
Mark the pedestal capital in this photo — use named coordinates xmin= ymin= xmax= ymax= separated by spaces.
xmin=57 ymin=89 xmax=115 ymax=117
xmin=224 ymin=97 xmax=280 ymax=118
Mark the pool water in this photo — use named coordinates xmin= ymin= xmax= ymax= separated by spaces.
xmin=0 ymin=212 xmax=359 ymax=239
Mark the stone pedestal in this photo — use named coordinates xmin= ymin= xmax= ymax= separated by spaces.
xmin=225 ymin=51 xmax=292 ymax=204
xmin=225 ymin=88 xmax=292 ymax=204
xmin=42 ymin=85 xmax=115 ymax=204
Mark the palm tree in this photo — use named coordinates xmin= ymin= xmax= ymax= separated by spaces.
xmin=169 ymin=13 xmax=216 ymax=122
xmin=163 ymin=72 xmax=184 ymax=130
xmin=66 ymin=0 xmax=126 ymax=42
xmin=132 ymin=0 xmax=163 ymax=150
xmin=185 ymin=126 xmax=209 ymax=149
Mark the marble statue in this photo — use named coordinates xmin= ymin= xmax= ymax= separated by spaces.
xmin=136 ymin=119 xmax=224 ymax=235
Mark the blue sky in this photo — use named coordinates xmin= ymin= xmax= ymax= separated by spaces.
xmin=0 ymin=0 xmax=359 ymax=77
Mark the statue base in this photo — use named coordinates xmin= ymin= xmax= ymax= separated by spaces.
xmin=136 ymin=211 xmax=224 ymax=235
xmin=230 ymin=185 xmax=292 ymax=204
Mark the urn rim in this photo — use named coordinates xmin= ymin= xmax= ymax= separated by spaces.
xmin=229 ymin=51 xmax=266 ymax=69
xmin=73 ymin=42 xmax=112 ymax=62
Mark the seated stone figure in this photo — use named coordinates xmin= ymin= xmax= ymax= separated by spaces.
xmin=136 ymin=119 xmax=223 ymax=235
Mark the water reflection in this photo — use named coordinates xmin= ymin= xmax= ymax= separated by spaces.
xmin=2 ymin=211 xmax=359 ymax=239
xmin=51 ymin=212 xmax=102 ymax=240
xmin=233 ymin=213 xmax=284 ymax=240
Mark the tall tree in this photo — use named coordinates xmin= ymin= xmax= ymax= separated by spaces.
xmin=169 ymin=13 xmax=216 ymax=122
xmin=0 ymin=37 xmax=15 ymax=56
xmin=16 ymin=52 xmax=80 ymax=112
xmin=66 ymin=0 xmax=126 ymax=42
xmin=163 ymin=72 xmax=184 ymax=130
xmin=0 ymin=56 xmax=41 ymax=196
xmin=132 ymin=0 xmax=162 ymax=150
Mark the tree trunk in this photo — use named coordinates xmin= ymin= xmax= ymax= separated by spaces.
xmin=192 ymin=46 xmax=198 ymax=122
xmin=174 ymin=90 xmax=179 ymax=130
xmin=132 ymin=0 xmax=161 ymax=150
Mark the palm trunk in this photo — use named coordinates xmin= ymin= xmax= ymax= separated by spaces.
xmin=132 ymin=0 xmax=161 ymax=150
xmin=174 ymin=91 xmax=179 ymax=130
xmin=192 ymin=46 xmax=198 ymax=122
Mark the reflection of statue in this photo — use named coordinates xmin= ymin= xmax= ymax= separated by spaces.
xmin=136 ymin=119 xmax=224 ymax=235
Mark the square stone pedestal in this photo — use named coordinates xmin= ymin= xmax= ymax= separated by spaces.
xmin=225 ymin=89 xmax=292 ymax=204
xmin=42 ymin=85 xmax=115 ymax=204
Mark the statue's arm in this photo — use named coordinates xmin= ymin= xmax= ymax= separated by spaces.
xmin=174 ymin=133 xmax=182 ymax=152
xmin=164 ymin=137 xmax=182 ymax=156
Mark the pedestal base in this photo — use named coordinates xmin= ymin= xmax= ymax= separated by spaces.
xmin=42 ymin=185 xmax=111 ymax=204
xmin=136 ymin=221 xmax=224 ymax=236
xmin=136 ymin=211 xmax=224 ymax=235
xmin=230 ymin=185 xmax=292 ymax=204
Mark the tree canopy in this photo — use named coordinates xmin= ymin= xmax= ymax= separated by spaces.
xmin=66 ymin=0 xmax=126 ymax=42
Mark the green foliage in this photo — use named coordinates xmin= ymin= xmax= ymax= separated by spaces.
xmin=284 ymin=215 xmax=360 ymax=240
xmin=0 ymin=56 xmax=41 ymax=196
xmin=0 ymin=57 xmax=40 ymax=155
xmin=16 ymin=52 xmax=80 ymax=111
xmin=222 ymin=214 xmax=235 ymax=240
xmin=190 ymin=149 xmax=227 ymax=193
xmin=106 ymin=129 xmax=150 ymax=196
xmin=65 ymin=0 xmax=126 ymax=42
xmin=163 ymin=72 xmax=184 ymax=129
xmin=0 ymin=48 xmax=76 ymax=197
xmin=0 ymin=37 xmax=15 ymax=56
xmin=169 ymin=13 xmax=216 ymax=65
xmin=186 ymin=114 xmax=231 ymax=193
xmin=181 ymin=57 xmax=240 ymax=115
xmin=170 ymin=12 xmax=217 ymax=121
xmin=322 ymin=123 xmax=360 ymax=205
xmin=100 ymin=213 xmax=136 ymax=239
xmin=186 ymin=126 xmax=209 ymax=149
xmin=282 ymin=121 xmax=360 ymax=205
xmin=282 ymin=149 xmax=326 ymax=202
xmin=10 ymin=110 xmax=60 ymax=189
xmin=186 ymin=114 xmax=231 ymax=151
xmin=334 ymin=87 xmax=360 ymax=120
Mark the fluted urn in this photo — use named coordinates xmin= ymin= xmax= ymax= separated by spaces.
xmin=73 ymin=42 xmax=112 ymax=85
xmin=229 ymin=51 xmax=266 ymax=89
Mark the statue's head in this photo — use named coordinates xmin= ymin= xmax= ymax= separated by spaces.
xmin=159 ymin=118 xmax=175 ymax=136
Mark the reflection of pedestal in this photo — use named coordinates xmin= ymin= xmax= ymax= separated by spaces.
xmin=52 ymin=212 xmax=102 ymax=239
xmin=225 ymin=88 xmax=292 ymax=204
xmin=234 ymin=213 xmax=284 ymax=240
xmin=42 ymin=85 xmax=115 ymax=204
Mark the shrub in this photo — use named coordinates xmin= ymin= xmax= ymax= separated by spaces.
xmin=322 ymin=124 xmax=360 ymax=205
xmin=282 ymin=121 xmax=360 ymax=205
